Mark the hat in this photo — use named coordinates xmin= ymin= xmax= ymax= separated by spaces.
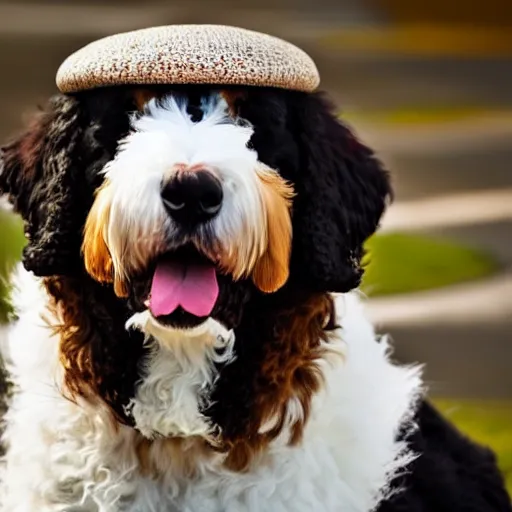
xmin=56 ymin=25 xmax=320 ymax=93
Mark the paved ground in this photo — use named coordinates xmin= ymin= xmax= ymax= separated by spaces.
xmin=0 ymin=1 xmax=510 ymax=399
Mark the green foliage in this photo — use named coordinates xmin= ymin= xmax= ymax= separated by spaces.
xmin=362 ymin=232 xmax=498 ymax=297
xmin=435 ymin=399 xmax=512 ymax=496
xmin=0 ymin=210 xmax=25 ymax=324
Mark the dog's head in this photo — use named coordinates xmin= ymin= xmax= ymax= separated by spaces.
xmin=1 ymin=86 xmax=391 ymax=464
xmin=0 ymin=86 xmax=390 ymax=332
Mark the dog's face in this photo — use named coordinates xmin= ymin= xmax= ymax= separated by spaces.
xmin=81 ymin=91 xmax=294 ymax=331
xmin=0 ymin=85 xmax=391 ymax=334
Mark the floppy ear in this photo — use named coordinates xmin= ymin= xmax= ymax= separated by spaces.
xmin=251 ymin=166 xmax=294 ymax=294
xmin=0 ymin=91 xmax=132 ymax=277
xmin=288 ymin=92 xmax=392 ymax=292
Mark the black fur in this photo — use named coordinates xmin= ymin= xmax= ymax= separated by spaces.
xmin=240 ymin=88 xmax=392 ymax=292
xmin=0 ymin=89 xmax=143 ymax=425
xmin=44 ymin=274 xmax=147 ymax=426
xmin=378 ymin=401 xmax=512 ymax=511
xmin=0 ymin=90 xmax=134 ymax=276
xmin=206 ymin=284 xmax=331 ymax=446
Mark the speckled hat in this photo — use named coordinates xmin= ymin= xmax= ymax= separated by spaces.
xmin=56 ymin=25 xmax=320 ymax=93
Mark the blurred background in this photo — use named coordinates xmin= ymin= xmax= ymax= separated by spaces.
xmin=0 ymin=0 xmax=511 ymax=492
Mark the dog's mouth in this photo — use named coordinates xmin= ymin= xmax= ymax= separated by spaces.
xmin=142 ymin=245 xmax=220 ymax=329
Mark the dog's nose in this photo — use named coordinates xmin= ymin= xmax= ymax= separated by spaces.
xmin=161 ymin=170 xmax=223 ymax=225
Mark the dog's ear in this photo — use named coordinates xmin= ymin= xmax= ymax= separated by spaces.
xmin=0 ymin=92 xmax=132 ymax=277
xmin=288 ymin=93 xmax=392 ymax=292
xmin=251 ymin=166 xmax=295 ymax=294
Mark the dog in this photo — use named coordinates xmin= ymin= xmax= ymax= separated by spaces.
xmin=0 ymin=36 xmax=510 ymax=512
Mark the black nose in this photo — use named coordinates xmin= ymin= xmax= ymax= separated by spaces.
xmin=161 ymin=171 xmax=223 ymax=225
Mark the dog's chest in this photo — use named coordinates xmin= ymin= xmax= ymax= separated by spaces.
xmin=1 ymin=281 xmax=422 ymax=512
xmin=122 ymin=439 xmax=355 ymax=512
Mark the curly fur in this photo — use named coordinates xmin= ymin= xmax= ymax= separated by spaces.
xmin=0 ymin=91 xmax=134 ymax=277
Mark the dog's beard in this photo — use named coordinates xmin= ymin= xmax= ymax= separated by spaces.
xmin=126 ymin=307 xmax=234 ymax=346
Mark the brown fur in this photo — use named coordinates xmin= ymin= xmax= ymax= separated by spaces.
xmin=136 ymin=436 xmax=213 ymax=479
xmin=82 ymin=182 xmax=132 ymax=298
xmin=133 ymin=89 xmax=160 ymax=110
xmin=43 ymin=275 xmax=146 ymax=424
xmin=252 ymin=168 xmax=295 ymax=293
xmin=216 ymin=293 xmax=335 ymax=472
xmin=45 ymin=276 xmax=105 ymax=403
xmin=82 ymin=183 xmax=114 ymax=284
xmin=0 ymin=108 xmax=49 ymax=211
xmin=220 ymin=89 xmax=248 ymax=117
xmin=17 ymin=112 xmax=48 ymax=176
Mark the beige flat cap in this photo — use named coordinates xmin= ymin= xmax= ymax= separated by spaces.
xmin=56 ymin=25 xmax=320 ymax=93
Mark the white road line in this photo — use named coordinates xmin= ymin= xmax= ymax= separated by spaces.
xmin=366 ymin=271 xmax=512 ymax=326
xmin=357 ymin=117 xmax=512 ymax=154
xmin=380 ymin=188 xmax=512 ymax=232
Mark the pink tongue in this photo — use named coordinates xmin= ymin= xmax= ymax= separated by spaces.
xmin=149 ymin=259 xmax=219 ymax=318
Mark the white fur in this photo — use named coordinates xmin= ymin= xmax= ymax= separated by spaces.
xmin=125 ymin=312 xmax=235 ymax=439
xmin=102 ymin=93 xmax=269 ymax=279
xmin=0 ymin=266 xmax=423 ymax=511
